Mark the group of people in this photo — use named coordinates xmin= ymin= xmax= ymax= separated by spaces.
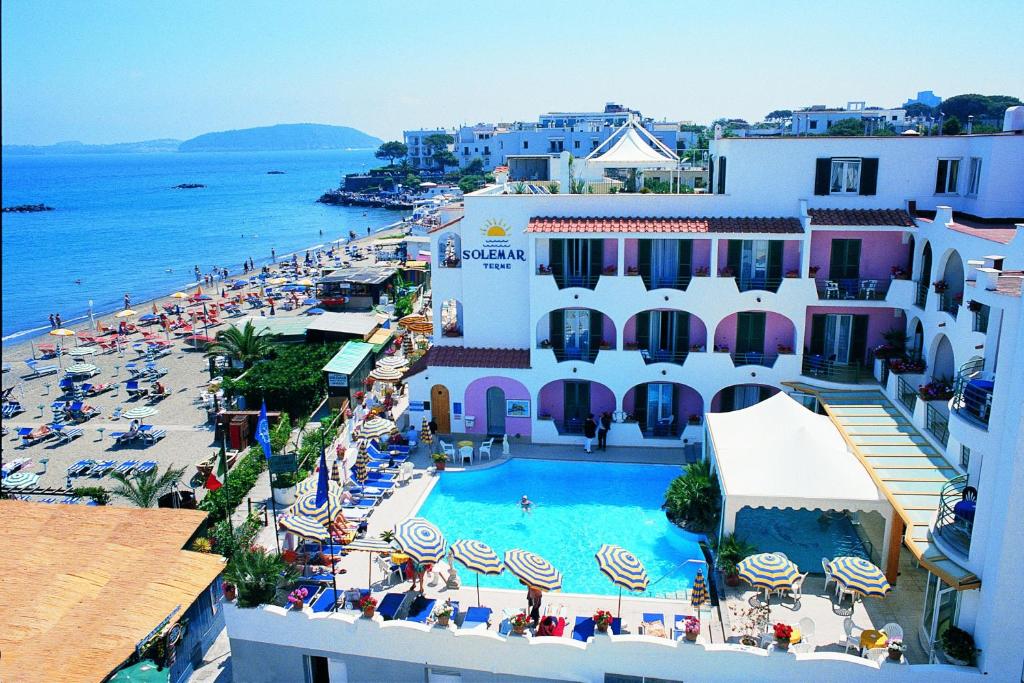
xmin=582 ymin=411 xmax=613 ymax=454
xmin=47 ymin=313 xmax=63 ymax=329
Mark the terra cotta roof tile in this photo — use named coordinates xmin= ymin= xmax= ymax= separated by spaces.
xmin=525 ymin=216 xmax=802 ymax=234
xmin=807 ymin=208 xmax=915 ymax=227
xmin=405 ymin=347 xmax=531 ymax=377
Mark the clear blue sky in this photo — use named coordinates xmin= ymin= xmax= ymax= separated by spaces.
xmin=3 ymin=0 xmax=1022 ymax=145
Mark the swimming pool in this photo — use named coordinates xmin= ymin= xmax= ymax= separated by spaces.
xmin=415 ymin=458 xmax=707 ymax=596
xmin=734 ymin=508 xmax=871 ymax=574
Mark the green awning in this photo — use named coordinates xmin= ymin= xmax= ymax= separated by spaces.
xmin=322 ymin=341 xmax=373 ymax=376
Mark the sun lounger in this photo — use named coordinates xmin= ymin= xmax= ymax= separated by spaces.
xmin=136 ymin=461 xmax=157 ymax=474
xmin=114 ymin=460 xmax=139 ymax=475
xmin=125 ymin=363 xmax=143 ymax=378
xmin=311 ymin=588 xmax=343 ymax=613
xmin=639 ymin=613 xmax=669 ymax=638
xmin=111 ymin=406 xmax=123 ymax=420
xmin=19 ymin=425 xmax=55 ymax=446
xmin=59 ymin=378 xmax=75 ymax=393
xmin=405 ymin=596 xmax=436 ymax=624
xmin=341 ymin=498 xmax=377 ymax=509
xmin=143 ymin=362 xmax=168 ymax=378
xmin=125 ymin=381 xmax=149 ymax=399
xmin=54 ymin=426 xmax=84 ymax=444
xmin=378 ymin=592 xmax=412 ymax=620
xmin=88 ymin=460 xmax=116 ymax=477
xmin=36 ymin=343 xmax=58 ymax=358
xmin=24 ymin=360 xmax=59 ymax=378
xmin=2 ymin=458 xmax=31 ymax=477
xmin=2 ymin=401 xmax=25 ymax=418
xmin=82 ymin=383 xmax=114 ymax=396
xmin=572 ymin=616 xmax=622 ymax=642
xmin=67 ymin=459 xmax=95 ymax=476
xmin=141 ymin=428 xmax=166 ymax=445
xmin=459 ymin=607 xmax=492 ymax=630
xmin=112 ymin=429 xmax=141 ymax=445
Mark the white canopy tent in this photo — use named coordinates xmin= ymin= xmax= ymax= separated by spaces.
xmin=585 ymin=120 xmax=679 ymax=168
xmin=706 ymin=392 xmax=894 ymax=551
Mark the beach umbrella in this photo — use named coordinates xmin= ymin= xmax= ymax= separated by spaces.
xmin=398 ymin=314 xmax=429 ymax=328
xmin=595 ymin=544 xmax=649 ymax=615
xmin=50 ymin=328 xmax=76 ymax=337
xmin=139 ymin=313 xmax=159 ymax=322
xmin=288 ymin=490 xmax=343 ymax=526
xmin=297 ymin=278 xmax=315 ymax=287
xmin=195 ymin=294 xmax=213 ymax=301
xmin=184 ymin=334 xmax=215 ymax=347
xmin=504 ymin=549 xmax=562 ymax=592
xmin=354 ymin=445 xmax=369 ymax=485
xmin=829 ymin=557 xmax=891 ymax=600
xmin=279 ymin=514 xmax=331 ymax=543
xmin=3 ymin=471 xmax=40 ymax=488
xmin=171 ymin=292 xmax=188 ymax=299
xmin=114 ymin=309 xmax=136 ymax=318
xmin=356 ymin=416 xmax=396 ymax=440
xmin=405 ymin=321 xmax=434 ymax=335
xmin=737 ymin=553 xmax=799 ymax=604
xmin=302 ymin=298 xmax=320 ymax=306
xmin=376 ymin=355 xmax=408 ymax=370
xmin=305 ymin=308 xmax=326 ymax=316
xmin=295 ymin=477 xmax=342 ymax=498
xmin=66 ymin=362 xmax=98 ymax=376
xmin=451 ymin=539 xmax=503 ymax=606
xmin=122 ymin=405 xmax=158 ymax=420
xmin=268 ymin=277 xmax=287 ymax=285
xmin=402 ymin=333 xmax=414 ymax=356
xmin=330 ymin=458 xmax=342 ymax=484
xmin=394 ymin=517 xmax=447 ymax=564
xmin=369 ymin=366 xmax=403 ymax=382
xmin=691 ymin=568 xmax=709 ymax=610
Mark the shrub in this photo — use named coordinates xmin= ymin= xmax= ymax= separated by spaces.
xmin=716 ymin=533 xmax=757 ymax=576
xmin=941 ymin=626 xmax=976 ymax=664
xmin=224 ymin=546 xmax=298 ymax=608
xmin=208 ymin=514 xmax=262 ymax=560
xmin=663 ymin=460 xmax=720 ymax=531
xmin=73 ymin=486 xmax=110 ymax=505
xmin=222 ymin=344 xmax=340 ymax=417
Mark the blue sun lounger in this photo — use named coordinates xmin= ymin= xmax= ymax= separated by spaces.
xmin=572 ymin=616 xmax=622 ymax=641
xmin=114 ymin=460 xmax=139 ymax=475
xmin=341 ymin=498 xmax=377 ymax=509
xmin=24 ymin=360 xmax=59 ymax=379
xmin=459 ymin=607 xmax=492 ymax=629
xmin=136 ymin=460 xmax=157 ymax=474
xmin=68 ymin=459 xmax=96 ymax=476
xmin=54 ymin=426 xmax=84 ymax=444
xmin=125 ymin=381 xmax=148 ymax=399
xmin=405 ymin=595 xmax=436 ymax=624
xmin=89 ymin=460 xmax=116 ymax=477
xmin=378 ymin=592 xmax=411 ymax=620
xmin=312 ymin=588 xmax=343 ymax=613
xmin=2 ymin=401 xmax=25 ymax=418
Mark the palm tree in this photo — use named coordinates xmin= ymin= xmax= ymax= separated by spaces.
xmin=663 ymin=460 xmax=720 ymax=530
xmin=224 ymin=546 xmax=298 ymax=608
xmin=110 ymin=465 xmax=186 ymax=508
xmin=205 ymin=321 xmax=277 ymax=369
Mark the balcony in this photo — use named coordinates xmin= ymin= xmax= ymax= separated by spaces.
xmin=801 ymin=356 xmax=869 ymax=383
xmin=936 ymin=474 xmax=975 ymax=558
xmin=925 ymin=402 xmax=950 ymax=447
xmin=537 ymin=268 xmax=602 ymax=290
xmin=730 ymin=351 xmax=779 ymax=368
xmin=897 ymin=375 xmax=919 ymax=413
xmin=636 ymin=348 xmax=689 ymax=366
xmin=548 ymin=347 xmax=601 ymax=363
xmin=815 ymin=278 xmax=891 ymax=301
xmin=733 ymin=276 xmax=782 ymax=293
xmin=938 ymin=292 xmax=961 ymax=318
xmin=636 ymin=274 xmax=692 ymax=292
xmin=951 ymin=359 xmax=993 ymax=429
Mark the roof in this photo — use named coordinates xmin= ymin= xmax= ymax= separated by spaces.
xmin=706 ymin=393 xmax=888 ymax=512
xmin=0 ymin=501 xmax=224 ymax=683
xmin=234 ymin=316 xmax=312 ymax=337
xmin=306 ymin=312 xmax=380 ymax=337
xmin=318 ymin=266 xmax=397 ymax=286
xmin=947 ymin=222 xmax=1018 ymax=245
xmin=587 ymin=121 xmax=679 ymax=167
xmin=526 ymin=216 xmax=803 ymax=234
xmin=405 ymin=347 xmax=531 ymax=377
xmin=808 ymin=208 xmax=915 ymax=227
xmin=323 ymin=341 xmax=374 ymax=375
xmin=367 ymin=326 xmax=395 ymax=351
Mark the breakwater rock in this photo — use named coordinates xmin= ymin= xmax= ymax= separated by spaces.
xmin=317 ymin=190 xmax=413 ymax=210
xmin=2 ymin=203 xmax=54 ymax=213
xmin=173 ymin=183 xmax=206 ymax=189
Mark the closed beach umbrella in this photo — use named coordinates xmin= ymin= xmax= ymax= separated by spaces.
xmin=114 ymin=309 xmax=136 ymax=318
xmin=451 ymin=539 xmax=503 ymax=606
xmin=288 ymin=490 xmax=342 ymax=526
xmin=369 ymin=366 xmax=403 ymax=382
xmin=829 ymin=557 xmax=891 ymax=599
xmin=394 ymin=517 xmax=447 ymax=564
xmin=504 ymin=549 xmax=562 ymax=592
xmin=354 ymin=445 xmax=369 ymax=484
xmin=595 ymin=544 xmax=649 ymax=615
xmin=737 ymin=553 xmax=799 ymax=602
xmin=280 ymin=514 xmax=330 ymax=543
xmin=330 ymin=458 xmax=341 ymax=483
xmin=357 ymin=416 xmax=396 ymax=440
xmin=691 ymin=568 xmax=709 ymax=610
xmin=3 ymin=471 xmax=40 ymax=488
xmin=122 ymin=405 xmax=157 ymax=420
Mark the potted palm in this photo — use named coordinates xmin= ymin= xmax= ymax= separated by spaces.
xmin=223 ymin=547 xmax=298 ymax=608
xmin=716 ymin=533 xmax=756 ymax=587
xmin=271 ymin=472 xmax=298 ymax=506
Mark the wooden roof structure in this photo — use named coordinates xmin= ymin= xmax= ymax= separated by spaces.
xmin=0 ymin=500 xmax=225 ymax=683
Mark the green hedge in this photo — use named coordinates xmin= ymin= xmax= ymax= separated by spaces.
xmin=221 ymin=344 xmax=340 ymax=417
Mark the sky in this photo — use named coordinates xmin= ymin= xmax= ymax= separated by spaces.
xmin=3 ymin=0 xmax=1023 ymax=145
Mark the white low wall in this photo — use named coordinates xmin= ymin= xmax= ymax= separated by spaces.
xmin=225 ymin=604 xmax=983 ymax=683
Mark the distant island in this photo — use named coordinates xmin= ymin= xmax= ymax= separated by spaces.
xmin=2 ymin=124 xmax=381 ymax=155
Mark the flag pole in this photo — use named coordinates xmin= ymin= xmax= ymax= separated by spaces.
xmin=258 ymin=398 xmax=281 ymax=554
xmin=321 ymin=432 xmax=339 ymax=607
xmin=220 ymin=434 xmax=234 ymax=534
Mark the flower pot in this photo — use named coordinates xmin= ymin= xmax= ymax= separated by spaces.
xmin=513 ymin=624 xmax=526 ymax=635
xmin=433 ymin=460 xmax=446 ymax=471
xmin=272 ymin=484 xmax=296 ymax=506
xmin=292 ymin=600 xmax=304 ymax=610
xmin=437 ymin=615 xmax=450 ymax=627
xmin=888 ymin=649 xmax=903 ymax=662
xmin=223 ymin=583 xmax=237 ymax=601
xmin=362 ymin=606 xmax=375 ymax=619
xmin=685 ymin=631 xmax=698 ymax=642
xmin=775 ymin=638 xmax=789 ymax=650
xmin=740 ymin=635 xmax=759 ymax=647
xmin=596 ymin=623 xmax=609 ymax=633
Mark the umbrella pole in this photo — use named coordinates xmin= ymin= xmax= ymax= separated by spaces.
xmin=476 ymin=574 xmax=481 ymax=608
xmin=618 ymin=586 xmax=622 ymax=618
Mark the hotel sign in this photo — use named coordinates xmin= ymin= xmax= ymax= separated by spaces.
xmin=462 ymin=220 xmax=526 ymax=271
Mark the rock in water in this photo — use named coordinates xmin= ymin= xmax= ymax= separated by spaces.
xmin=2 ymin=203 xmax=54 ymax=213
xmin=173 ymin=183 xmax=206 ymax=189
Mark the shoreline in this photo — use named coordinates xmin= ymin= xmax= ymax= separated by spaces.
xmin=1 ymin=217 xmax=411 ymax=358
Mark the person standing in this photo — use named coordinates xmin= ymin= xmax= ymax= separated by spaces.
xmin=48 ymin=313 xmax=56 ymax=329
xmin=54 ymin=313 xmax=62 ymax=328
xmin=583 ymin=414 xmax=597 ymax=454
xmin=526 ymin=584 xmax=543 ymax=625
xmin=598 ymin=411 xmax=612 ymax=451
xmin=271 ymin=247 xmax=276 ymax=262
xmin=123 ymin=293 xmax=131 ymax=310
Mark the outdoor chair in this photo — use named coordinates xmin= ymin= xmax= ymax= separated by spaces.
xmin=478 ymin=438 xmax=494 ymax=461
xmin=824 ymin=281 xmax=840 ymax=299
xmin=842 ymin=617 xmax=863 ymax=654
xmin=374 ymin=555 xmax=403 ymax=587
xmin=439 ymin=439 xmax=456 ymax=462
xmin=639 ymin=613 xmax=668 ymax=638
xmin=797 ymin=617 xmax=816 ymax=645
xmin=459 ymin=445 xmax=474 ymax=466
xmin=864 ymin=647 xmax=888 ymax=663
xmin=396 ymin=461 xmax=414 ymax=485
xmin=459 ymin=607 xmax=492 ymax=630
xmin=881 ymin=622 xmax=903 ymax=642
xmin=822 ymin=558 xmax=838 ymax=596
xmin=24 ymin=360 xmax=59 ymax=379
xmin=862 ymin=280 xmax=878 ymax=299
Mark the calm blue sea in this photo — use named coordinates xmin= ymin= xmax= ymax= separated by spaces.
xmin=1 ymin=149 xmax=398 ymax=339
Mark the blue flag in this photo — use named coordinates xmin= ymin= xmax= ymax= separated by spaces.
xmin=255 ymin=401 xmax=272 ymax=460
xmin=315 ymin=445 xmax=330 ymax=508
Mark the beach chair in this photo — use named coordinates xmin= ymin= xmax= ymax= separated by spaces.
xmin=374 ymin=554 xmax=404 ymax=587
xmin=459 ymin=607 xmax=493 ymax=630
xmin=24 ymin=360 xmax=59 ymax=379
xmin=19 ymin=425 xmax=55 ymax=446
xmin=2 ymin=458 xmax=31 ymax=477
xmin=377 ymin=592 xmax=412 ymax=621
xmin=125 ymin=363 xmax=143 ymax=378
xmin=88 ymin=460 xmax=116 ymax=477
xmin=2 ymin=401 xmax=25 ymax=418
xmin=110 ymin=406 xmax=123 ymax=420
xmin=54 ymin=426 xmax=84 ymax=444
xmin=114 ymin=460 xmax=139 ymax=475
xmin=639 ymin=613 xmax=669 ymax=638
xmin=572 ymin=616 xmax=621 ymax=642
xmin=478 ymin=438 xmax=495 ymax=461
xmin=311 ymin=588 xmax=341 ymax=613
xmin=143 ymin=362 xmax=168 ymax=379
xmin=141 ymin=427 xmax=167 ymax=445
xmin=136 ymin=461 xmax=157 ymax=474
xmin=67 ymin=459 xmax=96 ymax=477
xmin=36 ymin=343 xmax=58 ymax=358
xmin=83 ymin=383 xmax=114 ymax=396
xmin=125 ymin=381 xmax=149 ymax=399
xmin=58 ymin=378 xmax=75 ymax=393
xmin=404 ymin=595 xmax=436 ymax=624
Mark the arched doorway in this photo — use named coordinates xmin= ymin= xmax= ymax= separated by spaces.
xmin=917 ymin=242 xmax=933 ymax=307
xmin=486 ymin=386 xmax=506 ymax=435
xmin=931 ymin=334 xmax=955 ymax=382
xmin=911 ymin=319 xmax=924 ymax=361
xmin=431 ymin=384 xmax=451 ymax=433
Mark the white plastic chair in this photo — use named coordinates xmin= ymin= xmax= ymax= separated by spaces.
xmin=864 ymin=647 xmax=888 ymax=663
xmin=439 ymin=439 xmax=455 ymax=462
xmin=862 ymin=280 xmax=877 ymax=299
xmin=843 ymin=617 xmax=863 ymax=655
xmin=825 ymin=281 xmax=840 ymax=299
xmin=397 ymin=461 xmax=414 ymax=485
xmin=478 ymin=438 xmax=494 ymax=461
xmin=459 ymin=445 xmax=474 ymax=466
xmin=822 ymin=558 xmax=838 ymax=596
xmin=881 ymin=622 xmax=903 ymax=642
xmin=797 ymin=617 xmax=815 ymax=645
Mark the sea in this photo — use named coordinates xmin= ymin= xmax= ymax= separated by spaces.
xmin=1 ymin=149 xmax=400 ymax=339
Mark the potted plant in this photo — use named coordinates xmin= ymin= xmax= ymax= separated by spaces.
xmin=271 ymin=472 xmax=299 ymax=506
xmin=537 ymin=264 xmax=551 ymax=275
xmin=918 ymin=380 xmax=954 ymax=401
xmin=690 ymin=343 xmax=704 ymax=352
xmin=358 ymin=594 xmax=378 ymax=618
xmin=599 ymin=341 xmax=611 ymax=350
xmin=714 ymin=344 xmax=730 ymax=353
xmin=539 ymin=338 xmax=551 ymax=348
xmin=785 ymin=269 xmax=799 ymax=278
xmin=773 ymin=623 xmax=793 ymax=649
xmin=887 ymin=639 xmax=906 ymax=662
xmin=717 ymin=533 xmax=756 ymax=587
xmin=694 ymin=266 xmax=710 ymax=277
xmin=808 ymin=265 xmax=821 ymax=277
xmin=941 ymin=626 xmax=976 ymax=666
xmin=510 ymin=612 xmax=530 ymax=635
xmin=891 ymin=265 xmax=909 ymax=280
xmin=603 ymin=265 xmax=617 ymax=275
xmin=777 ymin=344 xmax=794 ymax=354
xmin=720 ymin=266 xmax=735 ymax=277
xmin=354 ymin=390 xmax=366 ymax=405
xmin=736 ymin=604 xmax=770 ymax=647
xmin=223 ymin=547 xmax=298 ymax=608
xmin=431 ymin=452 xmax=447 ymax=471
xmin=433 ymin=601 xmax=454 ymax=627
xmin=933 ymin=279 xmax=950 ymax=293
xmin=688 ymin=414 xmax=702 ymax=426
xmin=627 ymin=266 xmax=640 ymax=276
xmin=593 ymin=609 xmax=614 ymax=633
xmin=287 ymin=586 xmax=309 ymax=610
xmin=683 ymin=615 xmax=701 ymax=641
xmin=889 ymin=358 xmax=927 ymax=374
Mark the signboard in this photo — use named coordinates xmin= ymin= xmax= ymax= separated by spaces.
xmin=268 ymin=454 xmax=298 ymax=474
xmin=410 ymin=401 xmax=425 ymax=412
xmin=461 ymin=220 xmax=526 ymax=271
xmin=327 ymin=372 xmax=348 ymax=388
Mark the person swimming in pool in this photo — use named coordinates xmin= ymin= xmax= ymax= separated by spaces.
xmin=520 ymin=495 xmax=533 ymax=514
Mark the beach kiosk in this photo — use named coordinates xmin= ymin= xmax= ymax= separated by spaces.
xmin=315 ymin=266 xmax=399 ymax=311
xmin=323 ymin=341 xmax=375 ymax=409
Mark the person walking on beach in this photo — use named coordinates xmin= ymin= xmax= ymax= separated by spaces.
xmin=49 ymin=313 xmax=56 ymax=329
xmin=598 ymin=411 xmax=612 ymax=451
xmin=271 ymin=248 xmax=276 ymax=262
xmin=123 ymin=293 xmax=131 ymax=310
xmin=55 ymin=313 xmax=62 ymax=328
xmin=583 ymin=414 xmax=597 ymax=454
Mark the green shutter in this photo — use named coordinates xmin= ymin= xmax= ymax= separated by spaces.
xmin=678 ymin=240 xmax=693 ymax=286
xmin=847 ymin=240 xmax=861 ymax=279
xmin=850 ymin=315 xmax=869 ymax=366
xmin=549 ymin=239 xmax=564 ymax=288
xmin=935 ymin=160 xmax=947 ymax=194
xmin=814 ymin=158 xmax=831 ymax=195
xmin=720 ymin=386 xmax=735 ymax=412
xmin=638 ymin=239 xmax=653 ymax=288
xmin=589 ymin=310 xmax=603 ymax=351
xmin=717 ymin=156 xmax=727 ymax=194
xmin=549 ymin=309 xmax=564 ymax=351
xmin=859 ymin=158 xmax=879 ymax=195
xmin=768 ymin=241 xmax=783 ymax=284
xmin=727 ymin=240 xmax=741 ymax=275
xmin=829 ymin=240 xmax=847 ymax=281
xmin=674 ymin=312 xmax=690 ymax=352
xmin=708 ymin=158 xmax=715 ymax=198
xmin=809 ymin=314 xmax=826 ymax=355
xmin=736 ymin=312 xmax=765 ymax=355
xmin=588 ymin=239 xmax=602 ymax=284
xmin=634 ymin=384 xmax=648 ymax=428
xmin=636 ymin=311 xmax=651 ymax=349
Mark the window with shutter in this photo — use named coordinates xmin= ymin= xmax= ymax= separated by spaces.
xmin=828 ymin=239 xmax=862 ymax=280
xmin=717 ymin=157 xmax=727 ymax=194
xmin=814 ymin=158 xmax=831 ymax=195
xmin=859 ymin=158 xmax=878 ymax=195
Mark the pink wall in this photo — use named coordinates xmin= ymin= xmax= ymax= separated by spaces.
xmin=714 ymin=312 xmax=796 ymax=350
xmin=622 ymin=311 xmax=708 ymax=348
xmin=602 ymin=315 xmax=616 ymax=347
xmin=783 ymin=241 xmax=801 ymax=274
xmin=464 ymin=376 xmax=532 ymax=436
xmin=717 ymin=239 xmax=729 ymax=273
xmin=622 ymin=384 xmax=704 ymax=423
xmin=624 ymin=239 xmax=639 ymax=270
xmin=692 ymin=239 xmax=711 ymax=272
xmin=803 ymin=306 xmax=906 ymax=356
xmin=809 ymin=231 xmax=910 ymax=283
xmin=538 ymin=381 xmax=615 ymax=422
xmin=535 ymin=310 xmax=616 ymax=348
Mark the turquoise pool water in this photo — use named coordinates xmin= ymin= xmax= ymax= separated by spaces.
xmin=416 ymin=459 xmax=707 ymax=596
xmin=735 ymin=508 xmax=871 ymax=574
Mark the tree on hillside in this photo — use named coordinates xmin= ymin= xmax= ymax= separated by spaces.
xmin=942 ymin=116 xmax=963 ymax=135
xmin=458 ymin=175 xmax=486 ymax=194
xmin=826 ymin=118 xmax=865 ymax=136
xmin=422 ymin=133 xmax=456 ymax=172
xmin=765 ymin=109 xmax=793 ymax=122
xmin=905 ymin=102 xmax=936 ymax=118
xmin=374 ymin=141 xmax=408 ymax=166
xmin=461 ymin=158 xmax=484 ymax=176
xmin=432 ymin=149 xmax=458 ymax=172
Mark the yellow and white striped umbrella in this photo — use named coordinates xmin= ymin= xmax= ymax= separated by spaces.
xmin=49 ymin=328 xmax=76 ymax=337
xmin=369 ymin=366 xmax=404 ymax=382
xmin=504 ymin=549 xmax=562 ymax=592
xmin=114 ymin=309 xmax=137 ymax=318
xmin=287 ymin=490 xmax=343 ymax=526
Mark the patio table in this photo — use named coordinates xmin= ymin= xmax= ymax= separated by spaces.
xmin=860 ymin=629 xmax=887 ymax=651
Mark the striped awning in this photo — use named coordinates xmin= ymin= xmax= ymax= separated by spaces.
xmin=595 ymin=544 xmax=648 ymax=592
xmin=504 ymin=549 xmax=562 ymax=592
xmin=450 ymin=540 xmax=503 ymax=575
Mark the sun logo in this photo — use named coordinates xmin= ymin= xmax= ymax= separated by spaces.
xmin=481 ymin=219 xmax=509 ymax=237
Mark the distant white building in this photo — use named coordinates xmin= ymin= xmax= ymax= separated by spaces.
xmin=793 ymin=101 xmax=907 ymax=135
xmin=402 ymin=128 xmax=456 ymax=171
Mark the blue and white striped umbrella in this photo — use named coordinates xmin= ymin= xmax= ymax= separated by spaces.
xmin=595 ymin=544 xmax=649 ymax=592
xmin=451 ymin=539 xmax=503 ymax=607
xmin=394 ymin=517 xmax=447 ymax=564
xmin=280 ymin=514 xmax=331 ymax=543
xmin=691 ymin=568 xmax=709 ymax=609
xmin=287 ymin=490 xmax=342 ymax=526
xmin=736 ymin=553 xmax=799 ymax=591
xmin=504 ymin=549 xmax=562 ymax=592
xmin=829 ymin=556 xmax=891 ymax=599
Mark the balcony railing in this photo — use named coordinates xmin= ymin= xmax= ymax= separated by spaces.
xmin=897 ymin=375 xmax=919 ymax=412
xmin=638 ymin=348 xmax=689 ymax=365
xmin=939 ymin=292 xmax=960 ymax=318
xmin=641 ymin=420 xmax=681 ymax=438
xmin=734 ymin=276 xmax=782 ymax=293
xmin=952 ymin=358 xmax=993 ymax=428
xmin=639 ymin=274 xmax=693 ymax=291
xmin=549 ymin=347 xmax=600 ymax=363
xmin=540 ymin=269 xmax=602 ymax=290
xmin=801 ymin=355 xmax=867 ymax=383
xmin=936 ymin=474 xmax=974 ymax=558
xmin=913 ymin=280 xmax=929 ymax=308
xmin=925 ymin=402 xmax=950 ymax=447
xmin=731 ymin=351 xmax=779 ymax=368
xmin=816 ymin=278 xmax=891 ymax=301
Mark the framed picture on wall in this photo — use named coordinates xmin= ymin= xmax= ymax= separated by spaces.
xmin=506 ymin=399 xmax=530 ymax=418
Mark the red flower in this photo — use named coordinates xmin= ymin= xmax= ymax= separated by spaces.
xmin=773 ymin=622 xmax=793 ymax=640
